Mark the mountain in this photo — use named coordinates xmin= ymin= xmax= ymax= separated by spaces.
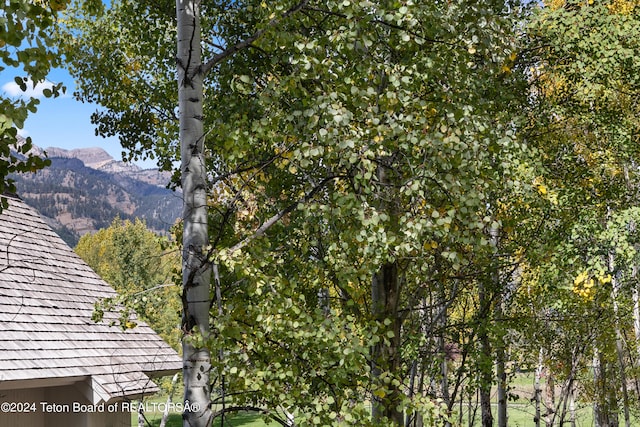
xmin=30 ymin=145 xmax=172 ymax=187
xmin=11 ymin=145 xmax=182 ymax=247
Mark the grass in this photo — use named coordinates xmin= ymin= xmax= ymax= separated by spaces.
xmin=131 ymin=396 xmax=270 ymax=427
xmin=137 ymin=411 xmax=268 ymax=427
xmin=454 ymin=400 xmax=596 ymax=427
xmin=132 ymin=373 xmax=638 ymax=426
xmin=453 ymin=371 xmax=640 ymax=427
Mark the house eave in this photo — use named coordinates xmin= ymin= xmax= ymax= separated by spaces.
xmin=0 ymin=376 xmax=88 ymax=391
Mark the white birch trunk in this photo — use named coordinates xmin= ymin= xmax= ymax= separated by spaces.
xmin=626 ymin=175 xmax=640 ymax=363
xmin=534 ymin=349 xmax=543 ymax=427
xmin=610 ymin=251 xmax=631 ymax=427
xmin=593 ymin=347 xmax=603 ymax=427
xmin=160 ymin=373 xmax=180 ymax=427
xmin=631 ymin=244 xmax=640 ymax=398
xmin=138 ymin=401 xmax=145 ymax=427
xmin=569 ymin=380 xmax=576 ymax=427
xmin=177 ymin=0 xmax=212 ymax=426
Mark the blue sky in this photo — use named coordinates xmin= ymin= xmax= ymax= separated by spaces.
xmin=1 ymin=67 xmax=159 ymax=169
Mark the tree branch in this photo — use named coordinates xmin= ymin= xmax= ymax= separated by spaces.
xmin=303 ymin=5 xmax=458 ymax=47
xmin=201 ymin=0 xmax=310 ymax=76
xmin=227 ymin=175 xmax=337 ymax=254
xmin=211 ymin=406 xmax=290 ymax=426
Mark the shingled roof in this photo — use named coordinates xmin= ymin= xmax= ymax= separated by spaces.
xmin=0 ymin=193 xmax=182 ymax=404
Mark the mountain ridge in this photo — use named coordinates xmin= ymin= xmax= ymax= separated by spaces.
xmin=11 ymin=143 xmax=182 ymax=246
xmin=28 ymin=144 xmax=172 ymax=187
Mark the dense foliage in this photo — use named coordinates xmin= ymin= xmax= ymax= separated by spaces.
xmin=57 ymin=0 xmax=640 ymax=426
xmin=75 ymin=218 xmax=182 ymax=349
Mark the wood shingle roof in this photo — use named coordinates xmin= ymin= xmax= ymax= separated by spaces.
xmin=0 ymin=194 xmax=181 ymax=403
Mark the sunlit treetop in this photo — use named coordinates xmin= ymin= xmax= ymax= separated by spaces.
xmin=545 ymin=0 xmax=640 ymax=13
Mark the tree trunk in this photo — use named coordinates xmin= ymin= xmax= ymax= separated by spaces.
xmin=557 ymin=359 xmax=577 ymax=427
xmin=634 ymin=276 xmax=640 ymax=360
xmin=488 ymin=225 xmax=507 ymax=427
xmin=610 ymin=253 xmax=631 ymax=427
xmin=569 ymin=381 xmax=576 ymax=427
xmin=593 ymin=347 xmax=603 ymax=427
xmin=406 ymin=360 xmax=417 ymax=427
xmin=415 ymin=365 xmax=425 ymax=427
xmin=437 ymin=284 xmax=451 ymax=427
xmin=439 ymin=342 xmax=451 ymax=427
xmin=544 ymin=368 xmax=555 ymax=427
xmin=593 ymin=347 xmax=618 ymax=427
xmin=496 ymin=342 xmax=507 ymax=427
xmin=534 ymin=349 xmax=543 ymax=427
xmin=478 ymin=358 xmax=493 ymax=427
xmin=469 ymin=386 xmax=479 ymax=427
xmin=633 ymin=278 xmax=640 ymax=400
xmin=160 ymin=373 xmax=180 ymax=427
xmin=177 ymin=0 xmax=212 ymax=426
xmin=370 ymin=158 xmax=404 ymax=425
xmin=371 ymin=262 xmax=404 ymax=426
xmin=138 ymin=401 xmax=145 ymax=427
xmin=477 ymin=280 xmax=493 ymax=427
xmin=631 ymin=264 xmax=640 ymax=401
xmin=477 ymin=339 xmax=493 ymax=427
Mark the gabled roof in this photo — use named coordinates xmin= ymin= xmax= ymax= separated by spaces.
xmin=0 ymin=194 xmax=182 ymax=404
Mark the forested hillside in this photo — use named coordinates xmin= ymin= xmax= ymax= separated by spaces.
xmin=11 ymin=150 xmax=181 ymax=246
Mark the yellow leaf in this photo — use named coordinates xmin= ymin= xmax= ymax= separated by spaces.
xmin=124 ymin=320 xmax=137 ymax=329
xmin=373 ymin=389 xmax=386 ymax=399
